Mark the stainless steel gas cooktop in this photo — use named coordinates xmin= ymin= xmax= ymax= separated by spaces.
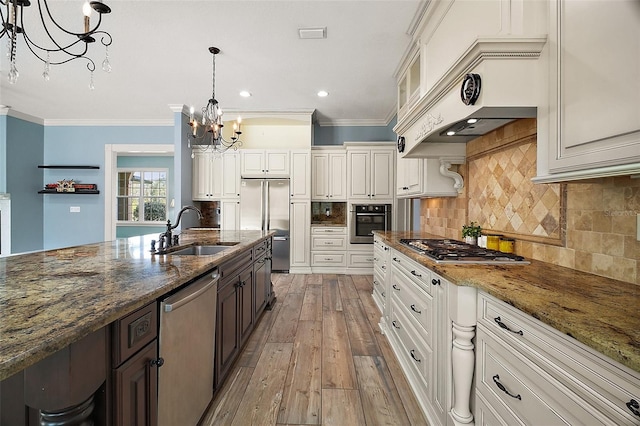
xmin=399 ymin=238 xmax=529 ymax=264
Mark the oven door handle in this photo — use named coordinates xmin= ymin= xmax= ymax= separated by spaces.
xmin=353 ymin=213 xmax=386 ymax=216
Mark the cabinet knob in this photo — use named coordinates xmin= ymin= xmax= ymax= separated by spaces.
xmin=431 ymin=278 xmax=440 ymax=285
xmin=150 ymin=357 xmax=164 ymax=367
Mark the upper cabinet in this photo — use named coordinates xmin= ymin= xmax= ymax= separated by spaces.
xmin=289 ymin=150 xmax=311 ymax=200
xmin=346 ymin=145 xmax=395 ymax=201
xmin=396 ymin=158 xmax=459 ymax=199
xmin=311 ymin=150 xmax=347 ymax=201
xmin=192 ymin=151 xmax=240 ymax=201
xmin=397 ymin=51 xmax=421 ymax=121
xmin=535 ymin=0 xmax=640 ymax=182
xmin=240 ymin=150 xmax=290 ymax=178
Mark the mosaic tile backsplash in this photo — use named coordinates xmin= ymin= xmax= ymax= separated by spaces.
xmin=420 ymin=119 xmax=639 ymax=285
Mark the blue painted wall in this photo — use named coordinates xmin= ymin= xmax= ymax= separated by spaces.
xmin=42 ymin=125 xmax=174 ymax=250
xmin=0 ymin=115 xmax=6 ymax=192
xmin=115 ymin=155 xmax=175 ymax=238
xmin=313 ymin=117 xmax=397 ymax=145
xmin=5 ymin=117 xmax=44 ymax=253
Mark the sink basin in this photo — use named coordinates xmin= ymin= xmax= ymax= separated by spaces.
xmin=168 ymin=244 xmax=233 ymax=256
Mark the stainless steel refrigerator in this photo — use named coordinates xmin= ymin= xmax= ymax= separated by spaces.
xmin=240 ymin=178 xmax=290 ymax=271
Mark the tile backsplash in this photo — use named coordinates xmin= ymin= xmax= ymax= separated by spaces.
xmin=419 ymin=119 xmax=639 ymax=285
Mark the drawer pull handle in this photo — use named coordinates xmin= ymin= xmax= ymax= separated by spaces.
xmin=627 ymin=399 xmax=640 ymax=417
xmin=431 ymin=278 xmax=440 ymax=285
xmin=410 ymin=350 xmax=421 ymax=363
xmin=381 ymin=292 xmax=385 ymax=297
xmin=494 ymin=316 xmax=523 ymax=336
xmin=150 ymin=357 xmax=164 ymax=368
xmin=392 ymin=320 xmax=400 ymax=329
xmin=393 ymin=257 xmax=400 ymax=263
xmin=392 ymin=284 xmax=400 ymax=291
xmin=410 ymin=304 xmax=422 ymax=314
xmin=492 ymin=374 xmax=521 ymax=400
xmin=411 ymin=270 xmax=422 ymax=278
xmin=381 ymin=265 xmax=386 ymax=270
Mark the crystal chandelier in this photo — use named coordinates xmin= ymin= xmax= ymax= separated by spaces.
xmin=188 ymin=47 xmax=242 ymax=158
xmin=0 ymin=0 xmax=112 ymax=88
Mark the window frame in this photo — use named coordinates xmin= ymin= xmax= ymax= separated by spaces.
xmin=116 ymin=167 xmax=169 ymax=225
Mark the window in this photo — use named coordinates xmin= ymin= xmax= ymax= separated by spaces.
xmin=117 ymin=169 xmax=168 ymax=223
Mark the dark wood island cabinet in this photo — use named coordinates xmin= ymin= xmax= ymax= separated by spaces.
xmin=0 ymin=231 xmax=274 ymax=426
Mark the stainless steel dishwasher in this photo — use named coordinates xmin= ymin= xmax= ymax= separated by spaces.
xmin=158 ymin=268 xmax=218 ymax=426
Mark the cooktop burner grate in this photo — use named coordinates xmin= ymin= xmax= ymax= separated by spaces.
xmin=399 ymin=238 xmax=529 ymax=264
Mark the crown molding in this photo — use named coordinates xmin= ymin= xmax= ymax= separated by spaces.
xmin=315 ymin=117 xmax=391 ymax=127
xmin=44 ymin=119 xmax=174 ymax=127
xmin=0 ymin=108 xmax=45 ymax=125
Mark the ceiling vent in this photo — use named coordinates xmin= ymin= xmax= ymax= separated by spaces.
xmin=298 ymin=27 xmax=326 ymax=39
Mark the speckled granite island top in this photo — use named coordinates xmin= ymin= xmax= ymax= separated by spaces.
xmin=375 ymin=231 xmax=640 ymax=374
xmin=0 ymin=230 xmax=274 ymax=381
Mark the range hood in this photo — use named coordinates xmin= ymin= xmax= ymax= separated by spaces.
xmin=395 ymin=37 xmax=547 ymax=158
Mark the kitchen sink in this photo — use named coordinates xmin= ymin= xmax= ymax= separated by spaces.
xmin=168 ymin=244 xmax=235 ymax=256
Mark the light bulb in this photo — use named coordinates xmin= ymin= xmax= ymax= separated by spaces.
xmin=82 ymin=1 xmax=92 ymax=17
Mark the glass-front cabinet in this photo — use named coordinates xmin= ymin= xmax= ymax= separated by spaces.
xmin=397 ymin=51 xmax=421 ymax=118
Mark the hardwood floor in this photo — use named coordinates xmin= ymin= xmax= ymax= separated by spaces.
xmin=201 ymin=274 xmax=428 ymax=426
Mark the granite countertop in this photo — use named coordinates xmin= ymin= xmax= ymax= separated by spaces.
xmin=0 ymin=229 xmax=274 ymax=381
xmin=375 ymin=231 xmax=640 ymax=374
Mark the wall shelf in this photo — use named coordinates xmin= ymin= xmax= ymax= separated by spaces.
xmin=38 ymin=190 xmax=100 ymax=195
xmin=38 ymin=165 xmax=100 ymax=169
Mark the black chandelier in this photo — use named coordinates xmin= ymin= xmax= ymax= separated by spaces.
xmin=188 ymin=47 xmax=242 ymax=158
xmin=0 ymin=0 xmax=112 ymax=87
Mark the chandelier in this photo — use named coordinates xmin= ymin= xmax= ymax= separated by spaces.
xmin=188 ymin=47 xmax=242 ymax=158
xmin=0 ymin=0 xmax=112 ymax=87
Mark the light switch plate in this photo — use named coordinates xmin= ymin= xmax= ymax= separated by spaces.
xmin=70 ymin=206 xmax=80 ymax=213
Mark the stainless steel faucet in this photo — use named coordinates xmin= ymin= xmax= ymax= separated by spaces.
xmin=158 ymin=205 xmax=203 ymax=250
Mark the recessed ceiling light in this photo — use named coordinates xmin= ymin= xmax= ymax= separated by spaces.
xmin=467 ymin=118 xmax=478 ymax=124
xmin=446 ymin=131 xmax=456 ymax=136
xmin=317 ymin=90 xmax=329 ymax=97
xmin=239 ymin=91 xmax=252 ymax=97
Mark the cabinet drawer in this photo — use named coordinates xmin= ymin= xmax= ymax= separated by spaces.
xmin=348 ymin=251 xmax=374 ymax=267
xmin=311 ymin=252 xmax=346 ymax=266
xmin=476 ymin=325 xmax=607 ymax=425
xmin=478 ymin=292 xmax=640 ymax=424
xmin=311 ymin=226 xmax=346 ymax=235
xmin=389 ymin=251 xmax=432 ymax=295
xmin=389 ymin=298 xmax=432 ymax=384
xmin=112 ymin=302 xmax=158 ymax=367
xmin=219 ymin=248 xmax=253 ymax=286
xmin=390 ymin=267 xmax=433 ymax=343
xmin=311 ymin=235 xmax=347 ymax=250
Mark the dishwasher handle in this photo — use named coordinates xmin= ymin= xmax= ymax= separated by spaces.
xmin=163 ymin=271 xmax=219 ymax=312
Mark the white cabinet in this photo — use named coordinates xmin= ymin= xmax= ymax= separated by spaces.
xmin=397 ymin=158 xmax=459 ymax=198
xmin=396 ymin=157 xmax=423 ymax=198
xmin=241 ymin=150 xmax=290 ymax=177
xmin=372 ymin=236 xmax=390 ymax=317
xmin=289 ymin=150 xmax=311 ymax=200
xmin=220 ymin=153 xmax=241 ymax=198
xmin=346 ymin=147 xmax=394 ymax=201
xmin=220 ymin=199 xmax=240 ymax=230
xmin=192 ymin=151 xmax=240 ymax=200
xmin=310 ymin=226 xmax=347 ymax=269
xmin=289 ymin=201 xmax=310 ymax=271
xmin=536 ymin=0 xmax=640 ymax=182
xmin=311 ymin=151 xmax=347 ymax=201
xmin=476 ymin=291 xmax=640 ymax=425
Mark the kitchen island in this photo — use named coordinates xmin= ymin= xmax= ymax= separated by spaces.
xmin=374 ymin=231 xmax=639 ymax=426
xmin=0 ymin=229 xmax=273 ymax=424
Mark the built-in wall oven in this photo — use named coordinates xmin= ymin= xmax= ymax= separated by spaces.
xmin=350 ymin=204 xmax=392 ymax=244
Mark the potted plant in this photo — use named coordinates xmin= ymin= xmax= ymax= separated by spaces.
xmin=462 ymin=222 xmax=482 ymax=245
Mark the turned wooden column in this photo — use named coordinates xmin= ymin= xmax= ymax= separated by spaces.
xmin=448 ymin=284 xmax=477 ymax=426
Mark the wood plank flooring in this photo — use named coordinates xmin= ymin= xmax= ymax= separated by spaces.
xmin=200 ymin=274 xmax=428 ymax=426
